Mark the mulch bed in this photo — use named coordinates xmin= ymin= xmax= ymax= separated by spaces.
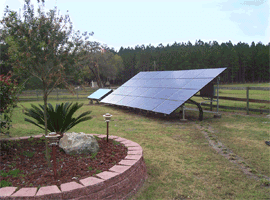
xmin=0 ymin=136 xmax=127 ymax=188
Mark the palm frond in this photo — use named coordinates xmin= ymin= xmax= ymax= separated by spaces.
xmin=24 ymin=118 xmax=45 ymax=131
xmin=24 ymin=102 xmax=92 ymax=137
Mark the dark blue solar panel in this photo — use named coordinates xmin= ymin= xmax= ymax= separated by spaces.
xmin=181 ymin=69 xmax=206 ymax=78
xmin=116 ymin=96 xmax=137 ymax=106
xmin=140 ymin=88 xmax=163 ymax=97
xmin=196 ymin=68 xmax=226 ymax=78
xmin=182 ymin=79 xmax=212 ymax=90
xmin=153 ymin=100 xmax=185 ymax=114
xmin=165 ymin=70 xmax=189 ymax=79
xmin=134 ymin=97 xmax=164 ymax=110
xmin=133 ymin=79 xmax=151 ymax=87
xmin=160 ymin=79 xmax=191 ymax=88
xmin=113 ymin=87 xmax=137 ymax=95
xmin=87 ymin=89 xmax=113 ymax=101
xmin=132 ymin=72 xmax=147 ymax=79
xmin=141 ymin=71 xmax=161 ymax=79
xmin=101 ymin=68 xmax=226 ymax=115
xmin=168 ymin=89 xmax=198 ymax=101
xmin=131 ymin=88 xmax=150 ymax=96
xmin=101 ymin=94 xmax=117 ymax=103
xmin=125 ymin=97 xmax=142 ymax=108
xmin=144 ymin=79 xmax=164 ymax=88
xmin=153 ymin=71 xmax=173 ymax=78
xmin=122 ymin=80 xmax=138 ymax=87
xmin=154 ymin=88 xmax=179 ymax=99
xmin=107 ymin=95 xmax=125 ymax=104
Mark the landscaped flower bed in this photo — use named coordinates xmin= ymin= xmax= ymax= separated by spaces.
xmin=0 ymin=135 xmax=127 ymax=188
xmin=0 ymin=134 xmax=148 ymax=199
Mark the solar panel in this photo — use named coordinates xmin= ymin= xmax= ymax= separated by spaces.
xmin=116 ymin=96 xmax=137 ymax=106
xmin=101 ymin=68 xmax=226 ymax=114
xmin=87 ymin=89 xmax=113 ymax=101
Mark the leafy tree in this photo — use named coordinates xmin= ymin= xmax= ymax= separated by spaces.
xmin=76 ymin=41 xmax=104 ymax=87
xmin=100 ymin=53 xmax=124 ymax=83
xmin=77 ymin=42 xmax=124 ymax=86
xmin=0 ymin=43 xmax=12 ymax=75
xmin=1 ymin=0 xmax=92 ymax=163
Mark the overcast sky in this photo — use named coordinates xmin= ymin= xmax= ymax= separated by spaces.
xmin=1 ymin=0 xmax=269 ymax=51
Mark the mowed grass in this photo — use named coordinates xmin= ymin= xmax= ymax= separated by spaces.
xmin=208 ymin=113 xmax=270 ymax=177
xmin=3 ymin=99 xmax=270 ymax=199
xmin=220 ymin=82 xmax=270 ymax=88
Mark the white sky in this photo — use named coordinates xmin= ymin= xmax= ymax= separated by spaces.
xmin=1 ymin=0 xmax=269 ymax=51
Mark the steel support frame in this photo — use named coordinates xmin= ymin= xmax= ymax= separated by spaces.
xmin=185 ymin=99 xmax=203 ymax=121
xmin=180 ymin=76 xmax=221 ymax=121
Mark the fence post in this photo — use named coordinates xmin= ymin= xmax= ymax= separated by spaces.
xmin=57 ymin=89 xmax=59 ymax=101
xmin=76 ymin=90 xmax=79 ymax=100
xmin=246 ymin=87 xmax=249 ymax=115
xmin=216 ymin=77 xmax=220 ymax=113
xmin=210 ymin=97 xmax=213 ymax=111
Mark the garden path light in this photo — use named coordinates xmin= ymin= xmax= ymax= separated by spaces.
xmin=103 ymin=113 xmax=112 ymax=142
xmin=46 ymin=132 xmax=60 ymax=179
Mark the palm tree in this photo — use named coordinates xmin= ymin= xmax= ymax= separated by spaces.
xmin=24 ymin=102 xmax=92 ymax=138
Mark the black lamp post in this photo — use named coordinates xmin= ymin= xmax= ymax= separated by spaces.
xmin=103 ymin=113 xmax=112 ymax=142
xmin=45 ymin=132 xmax=60 ymax=179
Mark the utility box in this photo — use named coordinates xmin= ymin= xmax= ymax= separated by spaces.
xmin=200 ymin=81 xmax=214 ymax=97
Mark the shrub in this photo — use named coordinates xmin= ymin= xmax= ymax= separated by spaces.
xmin=24 ymin=102 xmax=92 ymax=138
xmin=0 ymin=73 xmax=23 ymax=135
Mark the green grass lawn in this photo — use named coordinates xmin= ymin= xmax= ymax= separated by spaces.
xmin=2 ymin=98 xmax=270 ymax=199
xmin=219 ymin=82 xmax=270 ymax=87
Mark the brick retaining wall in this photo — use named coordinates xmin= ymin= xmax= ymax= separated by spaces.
xmin=0 ymin=134 xmax=148 ymax=199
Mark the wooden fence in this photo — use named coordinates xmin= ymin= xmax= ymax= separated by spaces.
xmin=18 ymin=88 xmax=96 ymax=102
xmin=195 ymin=86 xmax=270 ymax=114
xmin=18 ymin=86 xmax=270 ymax=114
xmin=18 ymin=87 xmax=118 ymax=102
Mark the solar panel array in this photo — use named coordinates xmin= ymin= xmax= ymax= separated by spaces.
xmin=101 ymin=68 xmax=226 ymax=114
xmin=87 ymin=89 xmax=113 ymax=101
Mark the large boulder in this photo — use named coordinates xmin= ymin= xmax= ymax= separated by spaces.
xmin=59 ymin=132 xmax=99 ymax=155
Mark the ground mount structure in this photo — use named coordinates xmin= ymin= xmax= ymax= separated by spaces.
xmin=101 ymin=68 xmax=226 ymax=120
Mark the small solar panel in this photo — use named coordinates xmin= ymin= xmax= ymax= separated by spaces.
xmin=87 ymin=89 xmax=113 ymax=101
xmin=101 ymin=68 xmax=226 ymax=114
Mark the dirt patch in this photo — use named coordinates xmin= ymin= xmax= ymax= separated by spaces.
xmin=0 ymin=137 xmax=127 ymax=189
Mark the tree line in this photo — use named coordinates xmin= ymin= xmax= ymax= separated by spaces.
xmin=115 ymin=40 xmax=269 ymax=84
xmin=1 ymin=2 xmax=269 ymax=88
xmin=0 ymin=0 xmax=268 ymax=140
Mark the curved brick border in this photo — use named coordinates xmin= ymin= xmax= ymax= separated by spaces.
xmin=0 ymin=134 xmax=148 ymax=200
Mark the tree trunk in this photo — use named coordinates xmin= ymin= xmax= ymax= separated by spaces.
xmin=43 ymin=80 xmax=51 ymax=167
xmin=89 ymin=65 xmax=102 ymax=88
xmin=242 ymin=64 xmax=246 ymax=83
xmin=95 ymin=63 xmax=103 ymax=88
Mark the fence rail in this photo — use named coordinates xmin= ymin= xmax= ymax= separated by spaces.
xmin=18 ymin=86 xmax=270 ymax=114
xmin=18 ymin=88 xmax=97 ymax=102
xmin=200 ymin=103 xmax=269 ymax=114
xmin=197 ymin=86 xmax=270 ymax=114
xmin=217 ymin=86 xmax=270 ymax=91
